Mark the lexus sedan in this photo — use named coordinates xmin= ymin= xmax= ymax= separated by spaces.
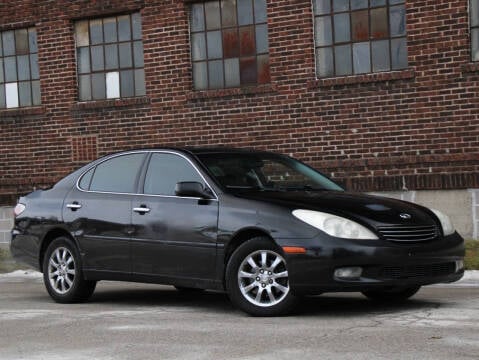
xmin=11 ymin=148 xmax=464 ymax=316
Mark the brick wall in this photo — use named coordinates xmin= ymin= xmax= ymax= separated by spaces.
xmin=0 ymin=0 xmax=478 ymax=205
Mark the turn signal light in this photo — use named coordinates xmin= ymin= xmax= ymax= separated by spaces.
xmin=282 ymin=246 xmax=306 ymax=254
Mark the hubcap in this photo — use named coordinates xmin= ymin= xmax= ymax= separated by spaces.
xmin=238 ymin=250 xmax=289 ymax=307
xmin=48 ymin=247 xmax=75 ymax=294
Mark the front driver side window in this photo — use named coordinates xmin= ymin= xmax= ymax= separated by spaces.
xmin=143 ymin=153 xmax=205 ymax=196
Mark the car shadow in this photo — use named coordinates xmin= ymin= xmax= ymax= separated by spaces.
xmin=87 ymin=283 xmax=442 ymax=317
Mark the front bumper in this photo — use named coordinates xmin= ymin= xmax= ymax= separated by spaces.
xmin=280 ymin=231 xmax=465 ymax=295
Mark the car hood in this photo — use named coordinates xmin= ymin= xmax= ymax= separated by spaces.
xmin=234 ymin=190 xmax=438 ymax=227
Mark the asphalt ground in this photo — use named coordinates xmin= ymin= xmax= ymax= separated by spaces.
xmin=1 ymin=272 xmax=479 ymax=360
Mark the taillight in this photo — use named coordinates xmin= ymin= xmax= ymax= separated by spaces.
xmin=14 ymin=203 xmax=26 ymax=217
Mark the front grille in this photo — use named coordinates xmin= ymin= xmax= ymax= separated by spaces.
xmin=380 ymin=262 xmax=456 ymax=280
xmin=377 ymin=225 xmax=438 ymax=242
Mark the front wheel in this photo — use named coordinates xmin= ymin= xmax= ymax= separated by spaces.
xmin=42 ymin=237 xmax=96 ymax=303
xmin=226 ymin=237 xmax=297 ymax=316
xmin=362 ymin=286 xmax=421 ymax=302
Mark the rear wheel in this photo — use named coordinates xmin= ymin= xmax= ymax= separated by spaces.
xmin=42 ymin=237 xmax=96 ymax=303
xmin=362 ymin=286 xmax=421 ymax=302
xmin=226 ymin=237 xmax=297 ymax=316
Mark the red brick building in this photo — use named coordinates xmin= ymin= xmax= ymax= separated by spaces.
xmin=0 ymin=0 xmax=478 ymax=240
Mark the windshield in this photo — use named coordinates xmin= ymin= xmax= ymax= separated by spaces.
xmin=196 ymin=152 xmax=344 ymax=192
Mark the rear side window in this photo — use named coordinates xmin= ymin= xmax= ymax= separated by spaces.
xmin=88 ymin=153 xmax=145 ymax=193
xmin=143 ymin=153 xmax=204 ymax=196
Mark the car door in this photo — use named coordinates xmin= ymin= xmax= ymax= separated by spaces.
xmin=130 ymin=151 xmax=219 ymax=281
xmin=63 ymin=152 xmax=147 ymax=275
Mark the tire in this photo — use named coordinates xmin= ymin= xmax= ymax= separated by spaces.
xmin=362 ymin=286 xmax=421 ymax=302
xmin=225 ymin=237 xmax=297 ymax=316
xmin=42 ymin=236 xmax=96 ymax=303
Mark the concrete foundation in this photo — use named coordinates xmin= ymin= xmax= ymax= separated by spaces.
xmin=1 ymin=188 xmax=477 ymax=244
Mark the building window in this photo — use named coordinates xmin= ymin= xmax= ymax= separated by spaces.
xmin=0 ymin=28 xmax=40 ymax=109
xmin=74 ymin=13 xmax=146 ymax=101
xmin=190 ymin=0 xmax=270 ymax=90
xmin=313 ymin=0 xmax=407 ymax=78
xmin=471 ymin=0 xmax=479 ymax=61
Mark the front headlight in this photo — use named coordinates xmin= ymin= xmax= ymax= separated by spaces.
xmin=430 ymin=208 xmax=455 ymax=236
xmin=292 ymin=209 xmax=378 ymax=240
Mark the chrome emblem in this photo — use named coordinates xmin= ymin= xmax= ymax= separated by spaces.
xmin=399 ymin=213 xmax=412 ymax=220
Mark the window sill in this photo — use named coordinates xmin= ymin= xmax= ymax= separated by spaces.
xmin=307 ymin=68 xmax=415 ymax=88
xmin=462 ymin=62 xmax=479 ymax=73
xmin=0 ymin=106 xmax=45 ymax=117
xmin=187 ymin=84 xmax=277 ymax=100
xmin=71 ymin=97 xmax=150 ymax=111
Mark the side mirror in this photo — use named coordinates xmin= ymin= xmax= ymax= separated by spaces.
xmin=175 ymin=181 xmax=212 ymax=199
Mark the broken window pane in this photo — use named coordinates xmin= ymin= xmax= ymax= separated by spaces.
xmin=315 ymin=16 xmax=332 ymax=47
xmin=390 ymin=5 xmax=406 ymax=37
xmin=205 ymin=1 xmax=221 ymax=30
xmin=255 ymin=24 xmax=269 ymax=53
xmin=79 ymin=74 xmax=91 ymax=101
xmin=17 ymin=55 xmax=30 ymax=81
xmin=106 ymin=71 xmax=120 ymax=98
xmin=192 ymin=3 xmax=206 ymax=32
xmin=90 ymin=19 xmax=103 ymax=45
xmin=239 ymin=26 xmax=256 ymax=56
xmin=391 ymin=37 xmax=407 ymax=69
xmin=18 ymin=81 xmax=32 ymax=107
xmin=238 ymin=0 xmax=254 ymax=26
xmin=105 ymin=44 xmax=119 ymax=70
xmin=334 ymin=44 xmax=352 ymax=75
xmin=15 ymin=29 xmax=29 ymax=55
xmin=372 ymin=39 xmax=390 ymax=71
xmin=75 ymin=21 xmax=90 ymax=47
xmin=32 ymin=80 xmax=41 ymax=105
xmin=207 ymin=30 xmax=223 ymax=58
xmin=91 ymin=72 xmax=106 ymax=99
xmin=104 ymin=17 xmax=117 ymax=43
xmin=353 ymin=42 xmax=370 ymax=74
xmin=5 ymin=82 xmax=18 ymax=108
xmin=208 ymin=60 xmax=224 ymax=88
xmin=192 ymin=33 xmax=207 ymax=61
xmin=118 ymin=15 xmax=132 ymax=41
xmin=119 ymin=43 xmax=132 ymax=68
xmin=222 ymin=0 xmax=238 ymax=27
xmin=317 ymin=46 xmax=334 ymax=77
xmin=254 ymin=0 xmax=267 ymax=23
xmin=257 ymin=54 xmax=270 ymax=84
xmin=193 ymin=61 xmax=208 ymax=90
xmin=223 ymin=28 xmax=240 ymax=58
xmin=134 ymin=68 xmax=146 ymax=96
xmin=314 ymin=0 xmax=330 ymax=15
xmin=2 ymin=31 xmax=15 ymax=56
xmin=224 ymin=57 xmax=240 ymax=87
xmin=371 ymin=7 xmax=388 ymax=39
xmin=334 ymin=13 xmax=350 ymax=42
xmin=4 ymin=57 xmax=17 ymax=82
xmin=351 ymin=10 xmax=369 ymax=41
xmin=240 ymin=56 xmax=256 ymax=84
xmin=78 ymin=47 xmax=90 ymax=73
xmin=132 ymin=12 xmax=142 ymax=40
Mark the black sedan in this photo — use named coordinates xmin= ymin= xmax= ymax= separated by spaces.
xmin=11 ymin=148 xmax=464 ymax=316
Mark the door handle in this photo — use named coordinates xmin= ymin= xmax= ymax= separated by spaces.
xmin=133 ymin=206 xmax=151 ymax=214
xmin=66 ymin=202 xmax=82 ymax=211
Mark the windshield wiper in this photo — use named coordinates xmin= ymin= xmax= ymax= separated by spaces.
xmin=281 ymin=185 xmax=327 ymax=191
